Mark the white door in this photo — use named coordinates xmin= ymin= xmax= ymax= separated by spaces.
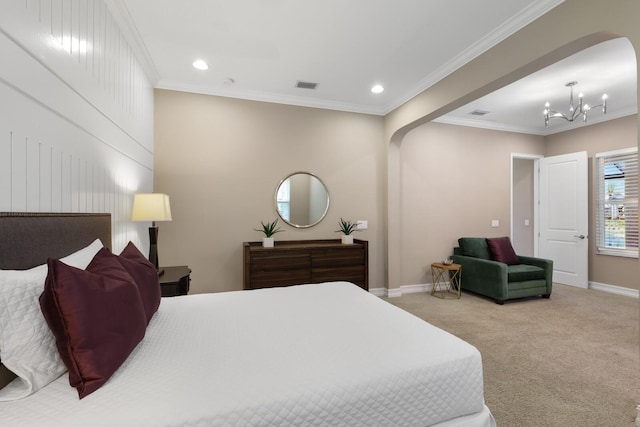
xmin=539 ymin=151 xmax=588 ymax=288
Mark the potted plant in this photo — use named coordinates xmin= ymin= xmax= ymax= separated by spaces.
xmin=336 ymin=218 xmax=359 ymax=244
xmin=254 ymin=219 xmax=283 ymax=247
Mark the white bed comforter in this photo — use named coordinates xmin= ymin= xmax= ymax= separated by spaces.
xmin=1 ymin=282 xmax=495 ymax=426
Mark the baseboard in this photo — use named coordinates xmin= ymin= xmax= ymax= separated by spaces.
xmin=371 ymin=283 xmax=432 ymax=298
xmin=368 ymin=288 xmax=387 ymax=297
xmin=589 ymin=281 xmax=639 ymax=299
xmin=375 ymin=281 xmax=639 ymax=299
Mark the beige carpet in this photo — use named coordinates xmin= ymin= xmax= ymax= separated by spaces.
xmin=385 ymin=284 xmax=639 ymax=427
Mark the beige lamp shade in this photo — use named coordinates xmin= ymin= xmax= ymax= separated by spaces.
xmin=131 ymin=193 xmax=172 ymax=222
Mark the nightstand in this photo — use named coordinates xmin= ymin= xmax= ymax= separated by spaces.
xmin=430 ymin=262 xmax=462 ymax=299
xmin=159 ymin=266 xmax=191 ymax=297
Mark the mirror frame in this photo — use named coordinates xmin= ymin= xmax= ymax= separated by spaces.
xmin=274 ymin=172 xmax=330 ymax=228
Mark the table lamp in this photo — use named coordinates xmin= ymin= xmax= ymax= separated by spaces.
xmin=131 ymin=193 xmax=172 ymax=274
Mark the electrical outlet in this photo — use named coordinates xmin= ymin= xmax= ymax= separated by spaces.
xmin=356 ymin=220 xmax=368 ymax=230
xmin=491 ymin=219 xmax=499 ymax=228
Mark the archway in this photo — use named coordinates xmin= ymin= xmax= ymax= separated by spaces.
xmin=383 ymin=0 xmax=640 ymax=293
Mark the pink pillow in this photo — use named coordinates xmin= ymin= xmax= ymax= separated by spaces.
xmin=117 ymin=242 xmax=161 ymax=324
xmin=486 ymin=237 xmax=520 ymax=265
xmin=39 ymin=249 xmax=146 ymax=399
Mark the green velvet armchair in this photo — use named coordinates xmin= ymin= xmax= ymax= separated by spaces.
xmin=451 ymin=237 xmax=553 ymax=304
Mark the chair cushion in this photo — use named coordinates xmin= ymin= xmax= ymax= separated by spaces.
xmin=507 ymin=264 xmax=546 ymax=282
xmin=458 ymin=237 xmax=491 ymax=260
xmin=486 ymin=237 xmax=520 ymax=265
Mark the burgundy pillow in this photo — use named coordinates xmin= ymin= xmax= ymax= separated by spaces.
xmin=486 ymin=237 xmax=520 ymax=265
xmin=117 ymin=242 xmax=161 ymax=324
xmin=39 ymin=249 xmax=146 ymax=399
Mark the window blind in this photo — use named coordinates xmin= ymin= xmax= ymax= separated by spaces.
xmin=595 ymin=147 xmax=638 ymax=257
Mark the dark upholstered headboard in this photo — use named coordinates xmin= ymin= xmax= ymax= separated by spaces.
xmin=0 ymin=212 xmax=112 ymax=269
xmin=0 ymin=212 xmax=112 ymax=389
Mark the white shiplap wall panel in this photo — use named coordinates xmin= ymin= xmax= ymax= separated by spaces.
xmin=69 ymin=155 xmax=80 ymax=212
xmin=10 ymin=132 xmax=28 ymax=211
xmin=61 ymin=151 xmax=72 ymax=211
xmin=78 ymin=158 xmax=88 ymax=213
xmin=26 ymin=138 xmax=40 ymax=211
xmin=1 ymin=76 xmax=152 ymax=250
xmin=0 ymin=129 xmax=8 ymax=210
xmin=0 ymin=1 xmax=155 ymax=253
xmin=0 ymin=9 xmax=154 ymax=166
xmin=39 ymin=144 xmax=53 ymax=211
xmin=51 ymin=147 xmax=63 ymax=212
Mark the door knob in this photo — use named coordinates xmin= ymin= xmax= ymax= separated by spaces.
xmin=573 ymin=234 xmax=586 ymax=239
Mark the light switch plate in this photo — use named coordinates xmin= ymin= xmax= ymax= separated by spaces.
xmin=356 ymin=220 xmax=368 ymax=230
xmin=491 ymin=219 xmax=499 ymax=228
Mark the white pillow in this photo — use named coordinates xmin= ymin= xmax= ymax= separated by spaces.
xmin=0 ymin=238 xmax=104 ymax=401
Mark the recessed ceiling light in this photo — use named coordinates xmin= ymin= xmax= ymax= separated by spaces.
xmin=192 ymin=59 xmax=209 ymax=70
xmin=371 ymin=84 xmax=384 ymax=94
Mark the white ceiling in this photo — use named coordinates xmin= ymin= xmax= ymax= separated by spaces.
xmin=116 ymin=0 xmax=636 ymax=135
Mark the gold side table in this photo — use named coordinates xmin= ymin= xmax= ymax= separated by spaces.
xmin=431 ymin=262 xmax=462 ymax=299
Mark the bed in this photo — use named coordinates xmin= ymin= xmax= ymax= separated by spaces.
xmin=0 ymin=212 xmax=495 ymax=426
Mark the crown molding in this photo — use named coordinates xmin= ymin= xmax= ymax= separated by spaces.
xmin=434 ymin=107 xmax=637 ymax=136
xmin=433 ymin=115 xmax=548 ymax=136
xmin=155 ymin=80 xmax=388 ymax=116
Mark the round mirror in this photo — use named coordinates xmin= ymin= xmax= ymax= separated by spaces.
xmin=274 ymin=172 xmax=329 ymax=228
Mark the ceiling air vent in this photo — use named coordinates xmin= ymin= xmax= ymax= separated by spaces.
xmin=469 ymin=109 xmax=490 ymax=116
xmin=296 ymin=81 xmax=319 ymax=90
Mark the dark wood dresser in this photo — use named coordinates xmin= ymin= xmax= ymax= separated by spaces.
xmin=243 ymin=239 xmax=368 ymax=290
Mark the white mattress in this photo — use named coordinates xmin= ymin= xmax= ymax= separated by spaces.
xmin=0 ymin=282 xmax=495 ymax=426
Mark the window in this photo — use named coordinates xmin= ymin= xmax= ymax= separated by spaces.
xmin=276 ymin=178 xmax=290 ymax=221
xmin=595 ymin=147 xmax=638 ymax=258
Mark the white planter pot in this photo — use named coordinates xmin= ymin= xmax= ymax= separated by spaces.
xmin=341 ymin=234 xmax=354 ymax=244
xmin=263 ymin=237 xmax=274 ymax=248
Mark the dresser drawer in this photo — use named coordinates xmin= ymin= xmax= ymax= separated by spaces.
xmin=312 ymin=265 xmax=366 ymax=289
xmin=249 ymin=269 xmax=313 ymax=289
xmin=251 ymin=252 xmax=311 ymax=271
xmin=312 ymin=247 xmax=365 ymax=268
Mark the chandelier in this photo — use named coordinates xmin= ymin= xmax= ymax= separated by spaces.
xmin=543 ymin=81 xmax=607 ymax=127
